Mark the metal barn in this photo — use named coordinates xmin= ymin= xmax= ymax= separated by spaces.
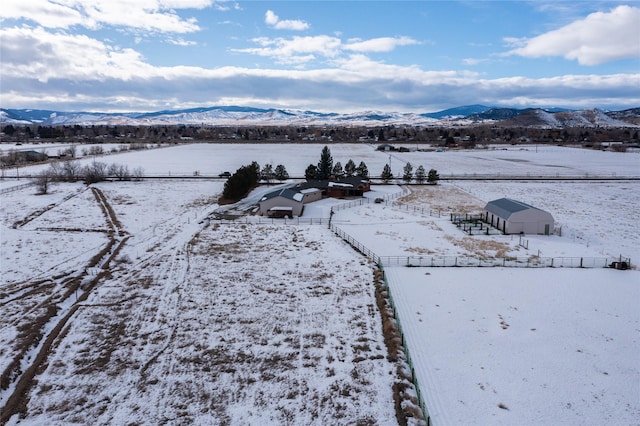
xmin=484 ymin=198 xmax=554 ymax=235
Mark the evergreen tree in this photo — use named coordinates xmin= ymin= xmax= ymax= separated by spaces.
xmin=317 ymin=145 xmax=333 ymax=180
xmin=260 ymin=164 xmax=274 ymax=183
xmin=427 ymin=168 xmax=440 ymax=184
xmin=381 ymin=164 xmax=393 ymax=183
xmin=415 ymin=165 xmax=426 ymax=184
xmin=274 ymin=164 xmax=289 ymax=181
xmin=305 ymin=164 xmax=318 ymax=181
xmin=332 ymin=161 xmax=343 ymax=177
xmin=344 ymin=159 xmax=356 ymax=177
xmin=222 ymin=162 xmax=260 ymax=201
xmin=402 ymin=162 xmax=413 ymax=183
xmin=356 ymin=161 xmax=369 ymax=178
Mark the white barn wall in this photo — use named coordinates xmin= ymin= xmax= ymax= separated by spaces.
xmin=258 ymin=196 xmax=303 ymax=216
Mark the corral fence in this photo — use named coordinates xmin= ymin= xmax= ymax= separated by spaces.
xmin=378 ymin=264 xmax=431 ymax=425
xmin=211 ymin=216 xmax=331 ymax=226
xmin=390 ymin=202 xmax=444 ymax=218
xmin=211 ymin=212 xmax=631 ymax=270
xmin=329 ymin=224 xmax=631 ymax=270
xmin=331 ymin=190 xmax=406 ymax=212
xmin=378 ymin=255 xmax=631 ymax=269
xmin=450 ymin=213 xmax=503 ymax=236
xmin=330 ymin=224 xmax=380 ymax=263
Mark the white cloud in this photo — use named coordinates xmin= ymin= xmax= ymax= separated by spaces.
xmin=233 ymin=35 xmax=422 ymax=65
xmin=0 ymin=0 xmax=212 ymax=33
xmin=0 ymin=0 xmax=83 ymax=29
xmin=0 ymin=26 xmax=154 ymax=82
xmin=463 ymin=58 xmax=485 ymax=66
xmin=1 ymin=25 xmax=638 ymax=113
xmin=167 ymin=37 xmax=198 ymax=46
xmin=505 ymin=5 xmax=640 ymax=65
xmin=343 ymin=36 xmax=420 ymax=53
xmin=264 ymin=9 xmax=309 ymax=31
xmin=232 ymin=35 xmax=341 ymax=64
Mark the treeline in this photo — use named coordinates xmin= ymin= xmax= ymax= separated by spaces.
xmin=33 ymin=159 xmax=145 ymax=194
xmin=2 ymin=123 xmax=637 ymax=145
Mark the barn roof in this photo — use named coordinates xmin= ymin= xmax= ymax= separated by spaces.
xmin=260 ymin=188 xmax=303 ymax=203
xmin=485 ymin=198 xmax=545 ymax=219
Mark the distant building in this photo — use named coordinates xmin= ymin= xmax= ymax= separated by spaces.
xmin=18 ymin=150 xmax=48 ymax=163
xmin=484 ymin=198 xmax=554 ymax=235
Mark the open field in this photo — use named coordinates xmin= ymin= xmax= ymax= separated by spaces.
xmin=1 ymin=143 xmax=639 ymax=425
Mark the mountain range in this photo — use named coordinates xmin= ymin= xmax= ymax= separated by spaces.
xmin=1 ymin=105 xmax=638 ymax=127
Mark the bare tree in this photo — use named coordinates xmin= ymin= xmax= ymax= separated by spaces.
xmin=108 ymin=163 xmax=131 ymax=180
xmin=83 ymin=161 xmax=108 ymax=184
xmin=34 ymin=170 xmax=52 ymax=194
xmin=132 ymin=166 xmax=145 ymax=181
xmin=62 ymin=159 xmax=82 ymax=182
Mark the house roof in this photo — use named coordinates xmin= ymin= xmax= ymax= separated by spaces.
xmin=485 ymin=198 xmax=548 ymax=219
xmin=260 ymin=188 xmax=303 ymax=203
xmin=299 ymin=188 xmax=321 ymax=194
xmin=296 ymin=177 xmax=370 ymax=191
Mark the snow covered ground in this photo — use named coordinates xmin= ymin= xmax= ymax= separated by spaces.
xmin=2 ymin=143 xmax=639 ymax=184
xmin=1 ymin=143 xmax=638 ymax=425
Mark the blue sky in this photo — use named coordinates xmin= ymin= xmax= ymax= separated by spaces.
xmin=1 ymin=0 xmax=639 ymax=113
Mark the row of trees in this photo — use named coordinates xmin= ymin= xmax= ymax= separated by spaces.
xmin=4 ymin=123 xmax=637 ymax=145
xmin=381 ymin=162 xmax=440 ymax=184
xmin=305 ymin=146 xmax=370 ymax=180
xmin=306 ymin=146 xmax=439 ymax=184
xmin=34 ymin=159 xmax=145 ymax=194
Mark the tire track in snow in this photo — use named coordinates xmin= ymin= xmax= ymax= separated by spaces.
xmin=0 ymin=186 xmax=129 ymax=424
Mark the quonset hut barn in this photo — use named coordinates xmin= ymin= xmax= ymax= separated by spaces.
xmin=484 ymin=198 xmax=554 ymax=235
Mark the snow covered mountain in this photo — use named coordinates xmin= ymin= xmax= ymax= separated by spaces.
xmin=0 ymin=105 xmax=638 ymax=127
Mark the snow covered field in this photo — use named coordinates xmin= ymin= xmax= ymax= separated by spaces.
xmin=2 ymin=143 xmax=639 ymax=184
xmin=1 ymin=143 xmax=638 ymax=425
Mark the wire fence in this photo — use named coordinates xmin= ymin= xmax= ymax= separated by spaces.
xmin=0 ymin=182 xmax=35 ymax=194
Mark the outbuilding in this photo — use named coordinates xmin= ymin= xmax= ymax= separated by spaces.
xmin=258 ymin=188 xmax=304 ymax=217
xmin=299 ymin=188 xmax=323 ymax=204
xmin=484 ymin=198 xmax=554 ymax=235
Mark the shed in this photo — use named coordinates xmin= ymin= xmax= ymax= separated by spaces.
xmin=484 ymin=198 xmax=554 ymax=235
xmin=258 ymin=188 xmax=304 ymax=217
